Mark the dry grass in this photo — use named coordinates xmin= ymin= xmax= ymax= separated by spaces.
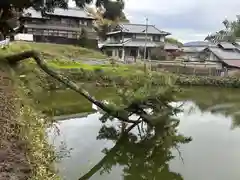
xmin=0 ymin=61 xmax=60 ymax=180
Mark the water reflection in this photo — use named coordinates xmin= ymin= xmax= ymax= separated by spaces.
xmin=50 ymin=99 xmax=240 ymax=180
xmin=75 ymin=110 xmax=191 ymax=179
xmin=178 ymin=87 xmax=240 ymax=128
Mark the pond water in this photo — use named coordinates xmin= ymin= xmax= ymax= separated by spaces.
xmin=48 ymin=87 xmax=240 ymax=180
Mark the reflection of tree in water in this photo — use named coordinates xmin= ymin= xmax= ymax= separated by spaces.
xmin=179 ymin=87 xmax=240 ymax=128
xmin=79 ymin=115 xmax=191 ymax=180
xmin=76 ymin=77 xmax=192 ymax=180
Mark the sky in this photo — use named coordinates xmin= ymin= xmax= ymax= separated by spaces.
xmin=69 ymin=0 xmax=240 ymax=43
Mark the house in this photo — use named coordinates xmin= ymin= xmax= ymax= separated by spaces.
xmin=204 ymin=42 xmax=240 ymax=72
xmin=181 ymin=41 xmax=217 ymax=61
xmin=20 ymin=7 xmax=97 ymax=46
xmin=100 ymin=23 xmax=170 ymax=61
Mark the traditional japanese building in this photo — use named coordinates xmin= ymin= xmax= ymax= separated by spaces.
xmin=21 ymin=7 xmax=97 ymax=46
xmin=100 ymin=23 xmax=170 ymax=61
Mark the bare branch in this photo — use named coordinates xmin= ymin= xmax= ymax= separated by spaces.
xmin=175 ymin=145 xmax=184 ymax=164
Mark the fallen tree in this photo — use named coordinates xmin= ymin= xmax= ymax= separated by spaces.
xmin=3 ymin=50 xmax=179 ymax=126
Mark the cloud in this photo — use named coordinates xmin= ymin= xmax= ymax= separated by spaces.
xmin=124 ymin=0 xmax=240 ymax=42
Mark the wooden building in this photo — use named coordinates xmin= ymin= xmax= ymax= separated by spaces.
xmin=21 ymin=7 xmax=97 ymax=46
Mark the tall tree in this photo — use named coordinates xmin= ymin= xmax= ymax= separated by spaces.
xmin=86 ymin=6 xmax=129 ymax=41
xmin=205 ymin=16 xmax=240 ymax=43
xmin=0 ymin=0 xmax=125 ymax=37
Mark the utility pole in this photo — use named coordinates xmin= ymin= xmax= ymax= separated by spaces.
xmin=121 ymin=30 xmax=125 ymax=63
xmin=143 ymin=17 xmax=148 ymax=72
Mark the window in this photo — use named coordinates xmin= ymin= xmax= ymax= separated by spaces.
xmin=69 ymin=19 xmax=78 ymax=27
xmin=54 ymin=30 xmax=59 ymax=36
xmin=59 ymin=31 xmax=68 ymax=37
xmin=27 ymin=28 xmax=33 ymax=34
xmin=87 ymin=21 xmax=92 ymax=26
xmin=153 ymin=35 xmax=160 ymax=42
xmin=43 ymin=30 xmax=49 ymax=36
xmin=79 ymin=20 xmax=87 ymax=25
xmin=125 ymin=34 xmax=133 ymax=38
xmin=72 ymin=33 xmax=78 ymax=39
xmin=35 ymin=29 xmax=43 ymax=35
xmin=68 ymin=32 xmax=73 ymax=38
xmin=61 ymin=18 xmax=68 ymax=24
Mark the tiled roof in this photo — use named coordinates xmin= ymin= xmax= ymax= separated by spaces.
xmin=164 ymin=43 xmax=179 ymax=50
xmin=208 ymin=47 xmax=240 ymax=60
xmin=118 ymin=23 xmax=170 ymax=35
xmin=182 ymin=47 xmax=206 ymax=53
xmin=222 ymin=60 xmax=240 ymax=68
xmin=24 ymin=7 xmax=93 ymax=19
xmin=45 ymin=8 xmax=94 ymax=19
xmin=218 ymin=42 xmax=236 ymax=49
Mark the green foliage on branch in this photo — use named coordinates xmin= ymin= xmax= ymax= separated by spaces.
xmin=205 ymin=16 xmax=240 ymax=43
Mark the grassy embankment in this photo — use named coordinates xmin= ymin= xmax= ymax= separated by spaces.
xmin=0 ymin=42 xmax=112 ymax=180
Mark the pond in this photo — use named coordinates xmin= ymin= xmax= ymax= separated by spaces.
xmin=48 ymin=87 xmax=240 ymax=180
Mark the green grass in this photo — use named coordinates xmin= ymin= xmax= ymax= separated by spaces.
xmin=0 ymin=41 xmax=107 ymax=60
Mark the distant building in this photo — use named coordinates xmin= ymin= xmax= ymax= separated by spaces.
xmin=182 ymin=41 xmax=240 ymax=74
xmin=100 ymin=23 xmax=171 ymax=61
xmin=21 ymin=7 xmax=97 ymax=46
xmin=204 ymin=42 xmax=240 ymax=70
xmin=181 ymin=41 xmax=216 ymax=61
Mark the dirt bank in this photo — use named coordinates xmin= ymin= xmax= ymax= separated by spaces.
xmin=0 ymin=62 xmax=59 ymax=180
xmin=0 ymin=67 xmax=30 ymax=180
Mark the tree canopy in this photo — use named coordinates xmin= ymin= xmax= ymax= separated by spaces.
xmin=205 ymin=15 xmax=240 ymax=43
xmin=87 ymin=6 xmax=129 ymax=41
xmin=0 ymin=0 xmax=125 ymax=37
xmin=165 ymin=37 xmax=183 ymax=47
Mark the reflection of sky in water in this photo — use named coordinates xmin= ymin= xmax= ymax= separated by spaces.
xmin=170 ymin=101 xmax=240 ymax=180
xmin=49 ymin=101 xmax=240 ymax=180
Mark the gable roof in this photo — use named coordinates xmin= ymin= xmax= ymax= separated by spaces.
xmin=182 ymin=46 xmax=206 ymax=53
xmin=23 ymin=7 xmax=93 ymax=19
xmin=207 ymin=47 xmax=240 ymax=60
xmin=117 ymin=23 xmax=170 ymax=35
xmin=45 ymin=8 xmax=94 ymax=19
xmin=164 ymin=43 xmax=179 ymax=50
xmin=218 ymin=42 xmax=236 ymax=50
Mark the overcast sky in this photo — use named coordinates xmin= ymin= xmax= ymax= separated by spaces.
xmin=70 ymin=0 xmax=240 ymax=43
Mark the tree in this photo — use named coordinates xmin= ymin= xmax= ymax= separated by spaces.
xmin=205 ymin=16 xmax=240 ymax=43
xmin=86 ymin=6 xmax=129 ymax=41
xmin=86 ymin=7 xmax=117 ymax=41
xmin=165 ymin=37 xmax=183 ymax=47
xmin=0 ymin=0 xmax=125 ymax=38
